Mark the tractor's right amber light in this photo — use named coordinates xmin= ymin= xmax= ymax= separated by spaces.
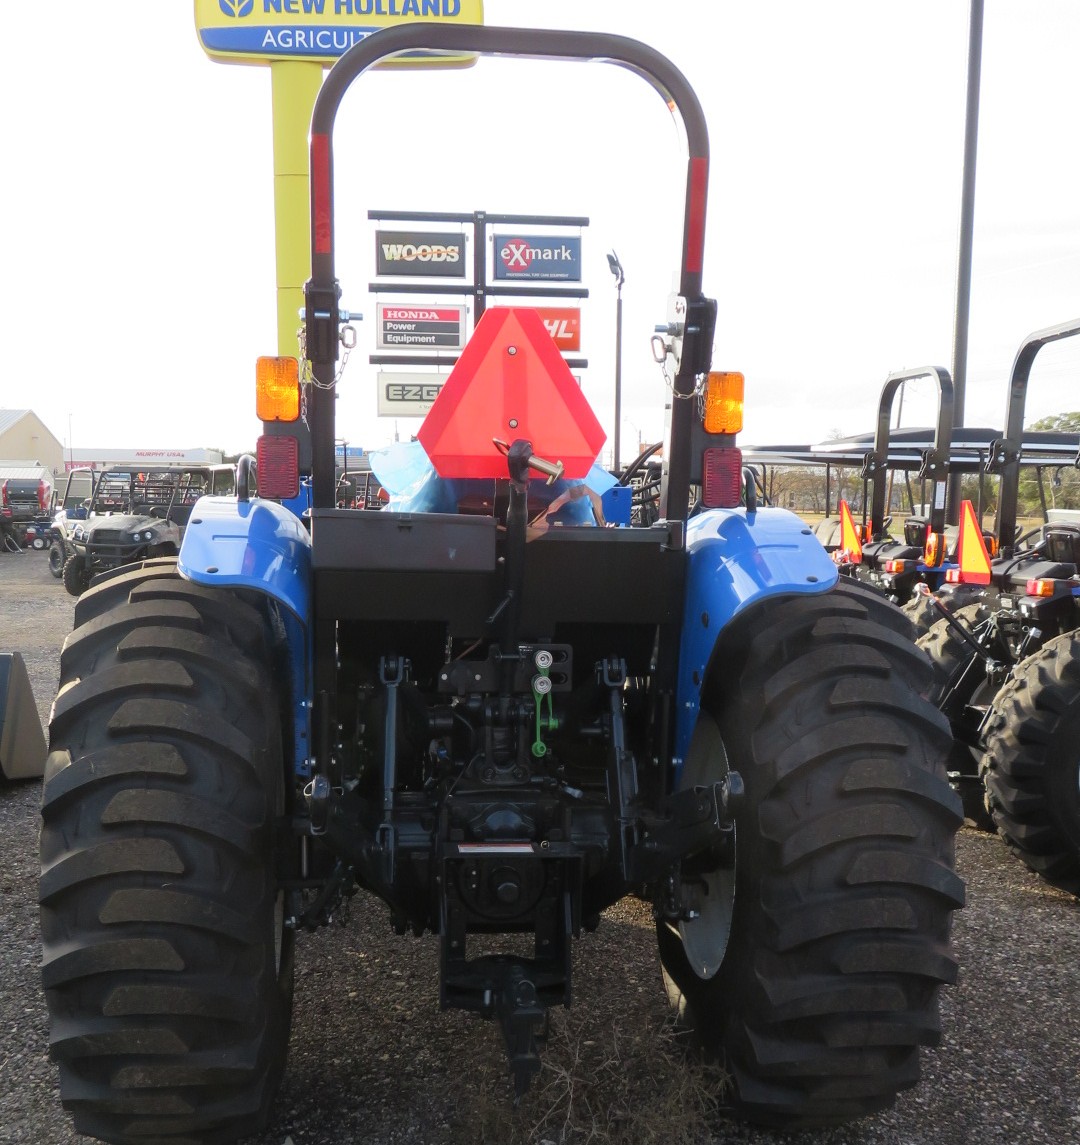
xmin=702 ymin=372 xmax=744 ymax=434
xmin=256 ymin=356 xmax=300 ymax=422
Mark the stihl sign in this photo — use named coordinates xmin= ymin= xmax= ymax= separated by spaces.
xmin=494 ymin=234 xmax=582 ymax=281
xmin=534 ymin=307 xmax=581 ymax=352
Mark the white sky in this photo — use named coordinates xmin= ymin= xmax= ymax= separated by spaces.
xmin=4 ymin=2 xmax=1079 ymax=460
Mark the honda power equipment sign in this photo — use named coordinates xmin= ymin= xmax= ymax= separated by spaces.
xmin=376 ymin=231 xmax=465 ymax=278
xmin=377 ymin=304 xmax=465 ymax=349
xmin=494 ymin=235 xmax=582 ymax=281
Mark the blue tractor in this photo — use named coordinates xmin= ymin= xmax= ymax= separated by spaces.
xmin=39 ymin=23 xmax=963 ymax=1143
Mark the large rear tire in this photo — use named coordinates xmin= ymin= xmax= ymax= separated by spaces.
xmin=656 ymin=578 xmax=963 ymax=1128
xmin=981 ymin=632 xmax=1080 ymax=895
xmin=40 ymin=560 xmax=294 ymax=1143
xmin=900 ymin=590 xmax=941 ymax=638
xmin=917 ymin=601 xmax=996 ymax=831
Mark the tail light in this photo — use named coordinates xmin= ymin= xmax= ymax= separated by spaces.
xmin=257 ymin=435 xmax=299 ymax=499
xmin=37 ymin=480 xmax=49 ymax=511
xmin=1025 ymin=578 xmax=1057 ymax=598
xmin=0 ymin=480 xmax=7 ymax=509
xmin=883 ymin=559 xmax=911 ymax=574
xmin=256 ymin=356 xmax=301 ymax=422
xmin=701 ymin=447 xmax=742 ymax=508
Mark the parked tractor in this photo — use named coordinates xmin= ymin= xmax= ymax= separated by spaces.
xmin=915 ymin=318 xmax=1080 ymax=882
xmin=39 ymin=24 xmax=963 ymax=1143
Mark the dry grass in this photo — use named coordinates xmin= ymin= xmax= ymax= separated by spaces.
xmin=454 ymin=1007 xmax=732 ymax=1145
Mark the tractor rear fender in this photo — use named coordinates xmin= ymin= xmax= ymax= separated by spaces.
xmin=0 ymin=652 xmax=46 ymax=780
xmin=673 ymin=507 xmax=837 ymax=780
xmin=178 ymin=495 xmax=313 ymax=776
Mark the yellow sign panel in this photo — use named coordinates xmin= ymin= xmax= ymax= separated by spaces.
xmin=194 ymin=0 xmax=484 ymax=67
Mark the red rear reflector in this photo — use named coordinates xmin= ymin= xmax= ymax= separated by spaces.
xmin=701 ymin=447 xmax=742 ymax=508
xmin=312 ymin=133 xmax=331 ymax=255
xmin=1026 ymin=578 xmax=1056 ymax=598
xmin=257 ymin=434 xmax=299 ymax=499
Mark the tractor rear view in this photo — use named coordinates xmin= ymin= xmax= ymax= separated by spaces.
xmin=39 ymin=24 xmax=963 ymax=1143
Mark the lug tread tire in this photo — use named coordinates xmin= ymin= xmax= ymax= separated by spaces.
xmin=900 ymin=591 xmax=942 ymax=638
xmin=916 ymin=601 xmax=996 ymax=831
xmin=40 ymin=563 xmax=292 ymax=1144
xmin=657 ymin=579 xmax=962 ymax=1129
xmin=981 ymin=631 xmax=1080 ymax=894
xmin=62 ymin=553 xmax=88 ymax=597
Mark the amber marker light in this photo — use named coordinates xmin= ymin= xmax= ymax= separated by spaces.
xmin=702 ymin=372 xmax=744 ymax=434
xmin=256 ymin=356 xmax=300 ymax=422
xmin=924 ymin=531 xmax=945 ymax=567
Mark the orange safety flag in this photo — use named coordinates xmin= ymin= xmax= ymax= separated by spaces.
xmin=956 ymin=499 xmax=992 ymax=584
xmin=838 ymin=499 xmax=863 ymax=564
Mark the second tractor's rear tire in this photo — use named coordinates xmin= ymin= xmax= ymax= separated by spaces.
xmin=656 ymin=578 xmax=963 ymax=1128
xmin=40 ymin=560 xmax=294 ymax=1143
xmin=982 ymin=632 xmax=1080 ymax=895
xmin=917 ymin=601 xmax=996 ymax=831
xmin=900 ymin=590 xmax=942 ymax=638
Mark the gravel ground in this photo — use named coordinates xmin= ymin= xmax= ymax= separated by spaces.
xmin=2 ymin=550 xmax=1079 ymax=1145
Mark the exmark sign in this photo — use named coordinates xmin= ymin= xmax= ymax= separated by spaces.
xmin=376 ymin=231 xmax=466 ymax=278
xmin=495 ymin=235 xmax=581 ymax=282
xmin=377 ymin=373 xmax=448 ymax=417
xmin=377 ymin=304 xmax=465 ymax=349
xmin=194 ymin=1 xmax=485 ymax=66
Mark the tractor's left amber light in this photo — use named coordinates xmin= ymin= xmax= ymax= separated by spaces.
xmin=256 ymin=356 xmax=300 ymax=422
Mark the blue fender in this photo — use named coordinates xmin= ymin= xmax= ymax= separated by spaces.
xmin=672 ymin=507 xmax=838 ymax=780
xmin=179 ymin=496 xmax=312 ymax=776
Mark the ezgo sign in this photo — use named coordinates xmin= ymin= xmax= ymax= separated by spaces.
xmin=495 ymin=235 xmax=581 ymax=281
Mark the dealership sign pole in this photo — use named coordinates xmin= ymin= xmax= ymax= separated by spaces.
xmin=192 ymin=0 xmax=484 ymax=386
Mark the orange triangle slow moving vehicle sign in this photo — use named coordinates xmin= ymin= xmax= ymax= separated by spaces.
xmin=838 ymin=500 xmax=863 ymax=564
xmin=417 ymin=307 xmax=606 ymax=480
xmin=956 ymin=499 xmax=992 ymax=584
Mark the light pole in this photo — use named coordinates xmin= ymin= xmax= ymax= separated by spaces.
xmin=606 ymin=250 xmax=625 ymax=472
